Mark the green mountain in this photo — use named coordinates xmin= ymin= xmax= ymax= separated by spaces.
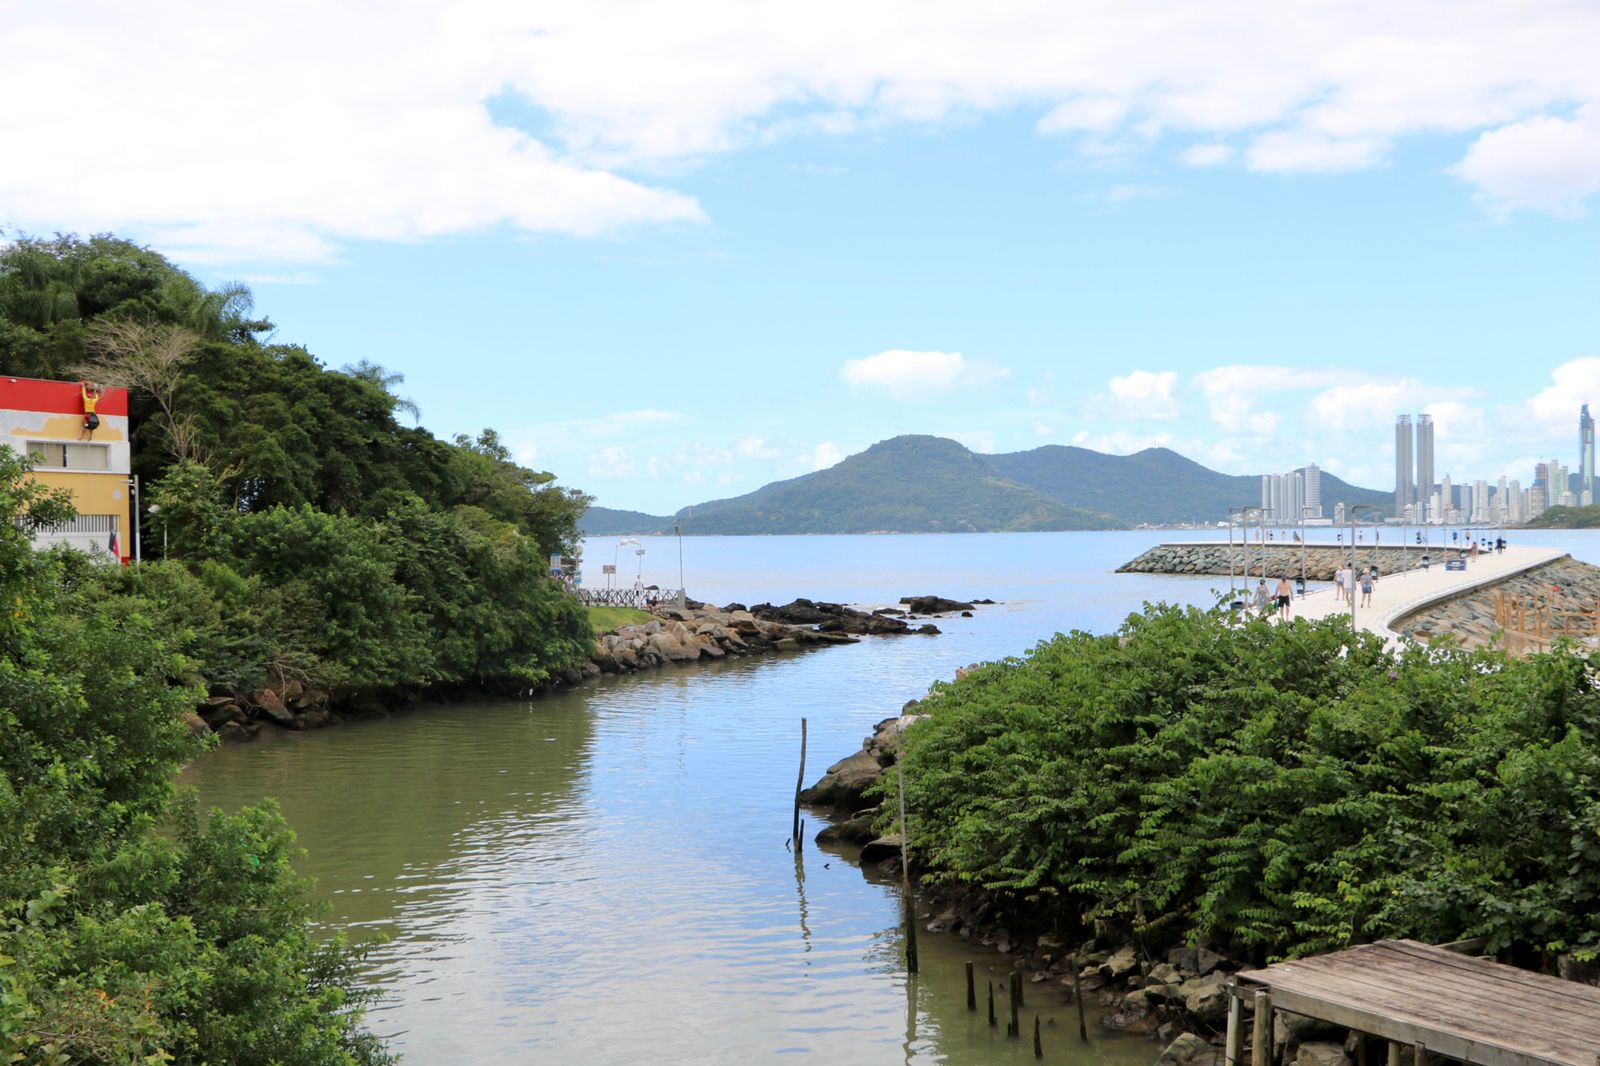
xmin=580 ymin=505 xmax=673 ymax=536
xmin=674 ymin=435 xmax=1124 ymax=534
xmin=987 ymin=445 xmax=1390 ymax=526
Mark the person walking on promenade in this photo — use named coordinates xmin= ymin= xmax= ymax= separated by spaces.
xmin=1253 ymin=578 xmax=1272 ymax=616
xmin=1360 ymin=568 xmax=1376 ymax=608
xmin=1341 ymin=564 xmax=1357 ymax=606
xmin=1275 ymin=575 xmax=1293 ymax=620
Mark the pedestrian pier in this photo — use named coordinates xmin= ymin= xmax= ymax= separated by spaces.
xmin=1225 ymin=939 xmax=1600 ymax=1066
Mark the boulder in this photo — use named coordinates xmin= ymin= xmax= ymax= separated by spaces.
xmin=182 ymin=712 xmax=211 ymax=737
xmin=1103 ymin=944 xmax=1141 ymax=978
xmin=859 ymin=834 xmax=903 ymax=865
xmin=1296 ymin=1043 xmax=1351 ymax=1066
xmin=1179 ymin=974 xmax=1231 ymax=1024
xmin=800 ymin=749 xmax=884 ymax=807
xmin=217 ymin=721 xmax=255 ymax=743
xmin=1149 ymin=962 xmax=1183 ymax=985
xmin=815 ymin=813 xmax=878 ymax=846
xmin=249 ymin=688 xmax=296 ymax=728
xmin=1194 ymin=947 xmax=1230 ymax=975
xmin=1102 ymin=990 xmax=1160 ymax=1033
xmin=198 ymin=701 xmax=246 ymax=728
xmin=295 ymin=707 xmax=334 ymax=729
xmin=899 ymin=595 xmax=975 ymax=614
xmin=1156 ymin=1032 xmax=1222 ymax=1066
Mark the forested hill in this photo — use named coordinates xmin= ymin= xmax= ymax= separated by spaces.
xmin=988 ymin=444 xmax=1390 ymax=526
xmin=582 ymin=436 xmax=1389 ymax=535
xmin=674 ymin=435 xmax=1123 ymax=534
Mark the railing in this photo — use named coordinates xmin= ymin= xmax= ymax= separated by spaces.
xmin=577 ymin=587 xmax=684 ymax=609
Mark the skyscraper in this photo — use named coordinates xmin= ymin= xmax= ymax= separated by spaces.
xmin=1415 ymin=414 xmax=1434 ymax=522
xmin=1582 ymin=404 xmax=1595 ymax=504
xmin=1394 ymin=414 xmax=1413 ymax=517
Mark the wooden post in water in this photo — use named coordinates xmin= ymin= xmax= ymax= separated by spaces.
xmin=1225 ymin=983 xmax=1245 ymax=1066
xmin=1251 ymin=991 xmax=1273 ymax=1066
xmin=988 ymin=981 xmax=996 ymax=1027
xmin=965 ymin=961 xmax=976 ymax=1011
xmin=1033 ymin=1014 xmax=1043 ymax=1058
xmin=1008 ymin=971 xmax=1021 ymax=1038
xmin=1072 ymin=955 xmax=1088 ymax=1043
xmin=896 ymin=759 xmax=918 ymax=975
xmin=792 ymin=718 xmax=807 ymax=852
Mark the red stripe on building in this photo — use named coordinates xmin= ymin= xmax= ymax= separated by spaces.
xmin=0 ymin=377 xmax=130 ymax=417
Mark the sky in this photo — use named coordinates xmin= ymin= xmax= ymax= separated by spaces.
xmin=4 ymin=1 xmax=1600 ymax=514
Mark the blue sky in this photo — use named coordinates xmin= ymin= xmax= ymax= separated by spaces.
xmin=4 ymin=2 xmax=1599 ymax=513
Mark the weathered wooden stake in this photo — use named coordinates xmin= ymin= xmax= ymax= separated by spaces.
xmin=792 ymin=718 xmax=807 ymax=851
xmin=1414 ymin=1042 xmax=1428 ymax=1066
xmin=1008 ymin=971 xmax=1021 ymax=1038
xmin=896 ymin=758 xmax=918 ymax=974
xmin=1073 ymin=955 xmax=1088 ymax=1043
xmin=1033 ymin=1013 xmax=1043 ymax=1058
xmin=988 ymin=981 xmax=996 ymax=1027
xmin=965 ymin=961 xmax=976 ymax=1011
xmin=1224 ymin=984 xmax=1245 ymax=1066
xmin=1386 ymin=1041 xmax=1401 ymax=1066
xmin=1251 ymin=991 xmax=1273 ymax=1066
xmin=1016 ymin=966 xmax=1025 ymax=1007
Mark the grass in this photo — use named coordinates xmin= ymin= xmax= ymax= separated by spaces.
xmin=585 ymin=606 xmax=656 ymax=634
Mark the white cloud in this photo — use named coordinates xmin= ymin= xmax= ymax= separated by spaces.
xmin=1193 ymin=365 xmax=1345 ymax=433
xmin=812 ymin=442 xmax=845 ymax=470
xmin=1182 ymin=143 xmax=1234 ymax=167
xmin=1106 ymin=369 xmax=1180 ymax=419
xmin=839 ymin=349 xmax=1009 ymax=400
xmin=1456 ymin=106 xmax=1600 ymax=215
xmin=1526 ymin=358 xmax=1600 ymax=428
xmin=8 ymin=1 xmax=1600 ymax=260
xmin=1071 ymin=430 xmax=1173 ymax=453
xmin=587 ymin=446 xmax=636 ymax=478
xmin=734 ymin=435 xmax=781 ymax=459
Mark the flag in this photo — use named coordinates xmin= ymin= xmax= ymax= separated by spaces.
xmin=108 ymin=528 xmax=120 ymax=562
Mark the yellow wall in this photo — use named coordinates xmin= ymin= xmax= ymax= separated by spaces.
xmin=31 ymin=471 xmax=133 ymax=558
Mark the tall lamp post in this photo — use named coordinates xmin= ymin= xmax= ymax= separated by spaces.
xmin=1348 ymin=504 xmax=1377 ymax=626
xmin=613 ymin=538 xmax=640 ymax=591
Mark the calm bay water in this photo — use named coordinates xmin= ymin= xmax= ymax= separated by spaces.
xmin=181 ymin=528 xmax=1600 ymax=1062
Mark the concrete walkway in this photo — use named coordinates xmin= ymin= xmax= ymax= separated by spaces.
xmin=1238 ymin=544 xmax=1568 ymax=645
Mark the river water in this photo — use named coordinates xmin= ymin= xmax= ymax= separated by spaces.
xmin=180 ymin=529 xmax=1600 ymax=1063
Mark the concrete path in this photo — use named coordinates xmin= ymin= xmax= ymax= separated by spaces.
xmin=1237 ymin=544 xmax=1568 ymax=645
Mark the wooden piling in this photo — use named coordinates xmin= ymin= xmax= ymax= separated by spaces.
xmin=1251 ymin=991 xmax=1273 ymax=1066
xmin=896 ymin=759 xmax=918 ymax=975
xmin=1008 ymin=971 xmax=1021 ymax=1038
xmin=966 ymin=961 xmax=976 ymax=1011
xmin=1034 ymin=1013 xmax=1043 ymax=1058
xmin=988 ymin=981 xmax=996 ymax=1027
xmin=1386 ymin=1041 xmax=1401 ymax=1066
xmin=791 ymin=718 xmax=807 ymax=851
xmin=1073 ymin=955 xmax=1088 ymax=1043
xmin=1225 ymin=983 xmax=1245 ymax=1066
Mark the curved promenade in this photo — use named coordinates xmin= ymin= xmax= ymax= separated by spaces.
xmin=1282 ymin=543 xmax=1567 ymax=645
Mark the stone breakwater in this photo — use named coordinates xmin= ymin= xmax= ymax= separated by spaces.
xmin=1394 ymin=556 xmax=1600 ymax=649
xmin=1120 ymin=542 xmax=1439 ymax=582
xmin=591 ymin=604 xmax=859 ymax=673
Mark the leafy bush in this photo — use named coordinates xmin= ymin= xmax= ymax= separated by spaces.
xmin=898 ymin=604 xmax=1600 ymax=961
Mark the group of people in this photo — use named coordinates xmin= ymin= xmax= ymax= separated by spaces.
xmin=1251 ymin=575 xmax=1297 ymax=619
xmin=1332 ymin=562 xmax=1376 ymax=607
xmin=1249 ymin=561 xmax=1376 ymax=621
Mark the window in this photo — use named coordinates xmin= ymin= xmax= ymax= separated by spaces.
xmin=25 ymin=442 xmax=109 ymax=470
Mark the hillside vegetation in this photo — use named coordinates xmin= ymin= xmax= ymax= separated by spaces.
xmin=898 ymin=605 xmax=1600 ymax=963
xmin=1522 ymin=504 xmax=1600 ymax=529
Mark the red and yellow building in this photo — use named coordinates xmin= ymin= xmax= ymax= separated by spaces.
xmin=1 ymin=376 xmax=132 ymax=563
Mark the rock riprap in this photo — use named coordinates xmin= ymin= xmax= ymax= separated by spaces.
xmin=1394 ymin=556 xmax=1600 ymax=649
xmin=1120 ymin=542 xmax=1440 ymax=581
xmin=591 ymin=604 xmax=859 ymax=675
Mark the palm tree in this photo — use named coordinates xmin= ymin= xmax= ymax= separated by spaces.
xmin=341 ymin=359 xmax=421 ymax=423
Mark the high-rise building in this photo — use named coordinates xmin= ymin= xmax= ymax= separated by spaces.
xmin=1394 ymin=414 xmax=1413 ymax=517
xmin=1416 ymin=414 xmax=1434 ymax=521
xmin=1440 ymin=473 xmax=1453 ymax=523
xmin=1304 ymin=463 xmax=1322 ymax=517
xmin=1581 ymin=404 xmax=1595 ymax=503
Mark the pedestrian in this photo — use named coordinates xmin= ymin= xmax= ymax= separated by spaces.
xmin=1275 ymin=575 xmax=1293 ymax=620
xmin=1341 ymin=564 xmax=1357 ymax=606
xmin=1253 ymin=578 xmax=1272 ymax=616
xmin=1333 ymin=563 xmax=1349 ymax=605
xmin=1360 ymin=568 xmax=1375 ymax=607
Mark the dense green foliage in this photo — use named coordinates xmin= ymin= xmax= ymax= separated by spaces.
xmin=1522 ymin=504 xmax=1600 ymax=529
xmin=898 ymin=605 xmax=1600 ymax=962
xmin=0 ymin=448 xmax=390 ymax=1064
xmin=679 ymin=435 xmax=1123 ymax=534
xmin=0 ymin=234 xmax=595 ymax=695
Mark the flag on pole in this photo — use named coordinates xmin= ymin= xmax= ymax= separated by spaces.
xmin=109 ymin=528 xmax=120 ymax=562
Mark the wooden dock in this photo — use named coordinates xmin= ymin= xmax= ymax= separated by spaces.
xmin=1227 ymin=940 xmax=1600 ymax=1066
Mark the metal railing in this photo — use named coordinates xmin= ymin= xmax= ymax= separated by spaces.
xmin=577 ymin=587 xmax=684 ymax=609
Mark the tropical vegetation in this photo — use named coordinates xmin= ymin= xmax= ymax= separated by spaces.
xmin=896 ymin=605 xmax=1600 ymax=964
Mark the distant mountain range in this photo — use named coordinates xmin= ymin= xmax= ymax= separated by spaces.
xmin=579 ymin=435 xmax=1390 ymax=535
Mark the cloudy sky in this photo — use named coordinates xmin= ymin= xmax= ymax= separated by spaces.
xmin=5 ymin=0 xmax=1599 ymax=512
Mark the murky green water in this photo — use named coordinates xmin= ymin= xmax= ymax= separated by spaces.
xmin=181 ymin=650 xmax=1158 ymax=1063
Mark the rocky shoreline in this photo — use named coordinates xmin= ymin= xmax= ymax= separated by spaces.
xmin=1120 ymin=542 xmax=1437 ymax=581
xmin=194 ymin=594 xmax=986 ymax=741
xmin=1393 ymin=556 xmax=1600 ymax=649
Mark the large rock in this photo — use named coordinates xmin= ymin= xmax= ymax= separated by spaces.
xmin=249 ymin=688 xmax=296 ymax=728
xmin=1103 ymin=944 xmax=1141 ymax=978
xmin=801 ymin=749 xmax=884 ymax=807
xmin=899 ymin=595 xmax=974 ymax=614
xmin=1157 ymin=1033 xmax=1221 ymax=1066
xmin=1179 ymin=974 xmax=1231 ymax=1024
xmin=816 ymin=813 xmax=878 ymax=846
xmin=182 ymin=712 xmax=211 ymax=737
xmin=1297 ymin=1043 xmax=1351 ymax=1066
xmin=216 ymin=721 xmax=255 ymax=743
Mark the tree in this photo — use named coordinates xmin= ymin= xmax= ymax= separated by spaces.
xmin=341 ymin=359 xmax=420 ymax=423
xmin=76 ymin=317 xmax=206 ymax=463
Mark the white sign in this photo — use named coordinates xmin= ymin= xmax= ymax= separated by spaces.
xmin=602 ymin=564 xmax=616 ymax=574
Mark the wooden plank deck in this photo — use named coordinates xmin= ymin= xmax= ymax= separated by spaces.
xmin=1233 ymin=940 xmax=1600 ymax=1066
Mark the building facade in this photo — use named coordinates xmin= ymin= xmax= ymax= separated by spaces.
xmin=1415 ymin=413 xmax=1434 ymax=522
xmin=1581 ymin=404 xmax=1595 ymax=504
xmin=1 ymin=376 xmax=132 ymax=561
xmin=1394 ymin=414 xmax=1413 ymax=518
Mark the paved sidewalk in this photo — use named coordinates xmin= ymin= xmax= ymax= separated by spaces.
xmin=1239 ymin=544 xmax=1568 ymax=645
